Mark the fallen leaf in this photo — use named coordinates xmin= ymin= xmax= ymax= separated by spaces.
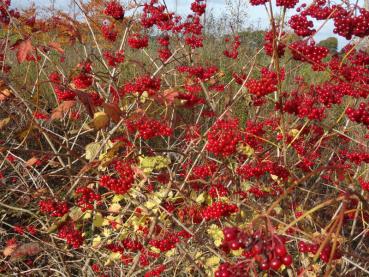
xmin=50 ymin=100 xmax=76 ymax=120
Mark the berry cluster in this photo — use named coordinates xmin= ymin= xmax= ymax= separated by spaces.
xmin=101 ymin=21 xmax=118 ymax=42
xmin=303 ymin=1 xmax=331 ymax=20
xmin=289 ymin=40 xmax=328 ymax=70
xmin=191 ymin=0 xmax=206 ymax=16
xmin=298 ymin=241 xmax=342 ymax=263
xmin=128 ymin=33 xmax=149 ymax=49
xmin=346 ymin=103 xmax=369 ymax=128
xmin=104 ymin=0 xmax=124 ymax=20
xmin=149 ymin=233 xmax=180 ymax=252
xmin=237 ymin=161 xmax=290 ymax=181
xmin=208 ymin=184 xmax=229 ymax=198
xmin=264 ymin=30 xmax=286 ymax=58
xmin=75 ymin=186 xmax=101 ymax=211
xmin=245 ymin=68 xmax=279 ymax=97
xmin=58 ymin=222 xmax=84 ymax=249
xmin=206 ymin=118 xmax=242 ymax=157
xmin=144 ymin=265 xmax=165 ymax=277
xmin=177 ymin=65 xmax=218 ymax=81
xmin=223 ymin=36 xmax=241 ymax=59
xmin=123 ymin=238 xmax=144 ymax=251
xmin=333 ymin=7 xmax=369 ymax=39
xmin=359 ymin=179 xmax=369 ymax=191
xmin=126 ymin=116 xmax=172 ymax=140
xmin=141 ymin=0 xmax=174 ymax=31
xmin=103 ymin=50 xmax=125 ymax=67
xmin=249 ymin=0 xmax=268 ymax=6
xmin=123 ymin=75 xmax=161 ymax=95
xmin=99 ymin=161 xmax=134 ymax=194
xmin=283 ymin=89 xmax=326 ymax=121
xmin=288 ymin=15 xmax=315 ymax=37
xmin=39 ymin=199 xmax=69 ymax=217
xmin=201 ymin=202 xmax=238 ymax=221
xmin=219 ymin=228 xmax=293 ymax=272
xmin=276 ymin=0 xmax=299 ymax=9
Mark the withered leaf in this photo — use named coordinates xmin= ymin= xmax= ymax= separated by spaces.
xmin=9 ymin=242 xmax=42 ymax=262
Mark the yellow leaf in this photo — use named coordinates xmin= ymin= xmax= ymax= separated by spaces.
xmin=205 ymin=256 xmax=220 ymax=268
xmin=92 ymin=235 xmax=101 ymax=248
xmin=165 ymin=248 xmax=176 ymax=257
xmin=69 ymin=207 xmax=84 ymax=221
xmin=112 ymin=194 xmax=124 ymax=203
xmin=104 ymin=252 xmax=122 ymax=266
xmin=150 ymin=246 xmax=161 ymax=254
xmin=237 ymin=144 xmax=254 ymax=156
xmin=108 ymin=203 xmax=121 ymax=213
xmin=93 ymin=111 xmax=110 ymax=130
xmin=102 ymin=228 xmax=111 ymax=237
xmin=140 ymin=91 xmax=149 ymax=103
xmin=241 ymin=181 xmax=252 ymax=191
xmin=93 ymin=212 xmax=104 ymax=227
xmin=195 ymin=192 xmax=206 ymax=204
xmin=289 ymin=128 xmax=299 ymax=138
xmin=83 ymin=211 xmax=92 ymax=219
xmin=231 ymin=249 xmax=243 ymax=256
xmin=85 ymin=142 xmax=100 ymax=161
xmin=207 ymin=224 xmax=224 ymax=247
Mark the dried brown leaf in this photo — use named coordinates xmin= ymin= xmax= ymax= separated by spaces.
xmin=10 ymin=242 xmax=42 ymax=262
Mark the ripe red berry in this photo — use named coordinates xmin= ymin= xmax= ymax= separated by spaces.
xmin=282 ymin=254 xmax=293 ymax=266
xmin=270 ymin=258 xmax=282 ymax=270
xmin=275 ymin=244 xmax=287 ymax=257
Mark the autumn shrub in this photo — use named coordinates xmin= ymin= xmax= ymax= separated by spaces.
xmin=0 ymin=0 xmax=369 ymax=276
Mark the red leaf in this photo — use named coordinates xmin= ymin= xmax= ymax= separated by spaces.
xmin=154 ymin=88 xmax=179 ymax=105
xmin=14 ymin=39 xmax=33 ymax=64
xmin=50 ymin=100 xmax=76 ymax=120
xmin=48 ymin=42 xmax=64 ymax=54
xmin=103 ymin=103 xmax=122 ymax=123
xmin=75 ymin=91 xmax=95 ymax=118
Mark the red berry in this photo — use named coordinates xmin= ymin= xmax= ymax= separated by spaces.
xmin=270 ymin=258 xmax=282 ymax=270
xmin=275 ymin=244 xmax=287 ymax=257
xmin=282 ymin=254 xmax=293 ymax=266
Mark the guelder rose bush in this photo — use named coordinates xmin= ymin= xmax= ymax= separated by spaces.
xmin=0 ymin=0 xmax=369 ymax=276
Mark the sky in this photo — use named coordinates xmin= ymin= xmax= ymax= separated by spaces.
xmin=10 ymin=0 xmax=348 ymax=47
